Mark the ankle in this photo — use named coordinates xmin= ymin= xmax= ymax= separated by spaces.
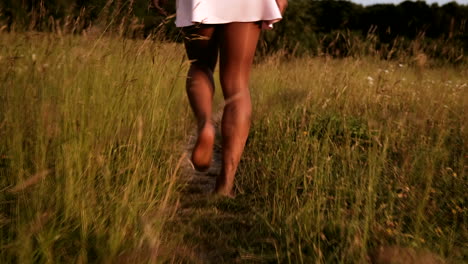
xmin=197 ymin=119 xmax=213 ymax=131
xmin=213 ymin=185 xmax=234 ymax=198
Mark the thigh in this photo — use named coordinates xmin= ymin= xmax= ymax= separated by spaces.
xmin=218 ymin=22 xmax=261 ymax=97
xmin=183 ymin=24 xmax=219 ymax=71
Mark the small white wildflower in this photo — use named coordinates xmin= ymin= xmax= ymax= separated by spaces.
xmin=384 ymin=69 xmax=389 ymax=74
xmin=32 ymin=54 xmax=37 ymax=62
xmin=366 ymin=76 xmax=374 ymax=85
xmin=398 ymin=63 xmax=404 ymax=68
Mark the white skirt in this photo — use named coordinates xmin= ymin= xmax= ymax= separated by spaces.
xmin=175 ymin=0 xmax=282 ymax=29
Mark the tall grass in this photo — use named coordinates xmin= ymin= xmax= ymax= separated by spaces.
xmin=1 ymin=31 xmax=466 ymax=263
xmin=0 ymin=32 xmax=191 ymax=262
xmin=236 ymin=56 xmax=467 ymax=262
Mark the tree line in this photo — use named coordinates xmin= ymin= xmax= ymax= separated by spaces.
xmin=1 ymin=0 xmax=467 ymax=61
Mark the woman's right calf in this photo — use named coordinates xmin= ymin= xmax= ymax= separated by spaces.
xmin=215 ymin=92 xmax=252 ymax=195
xmin=214 ymin=22 xmax=260 ymax=196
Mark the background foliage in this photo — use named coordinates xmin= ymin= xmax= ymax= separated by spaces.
xmin=1 ymin=1 xmax=466 ymax=263
xmin=1 ymin=0 xmax=467 ymax=61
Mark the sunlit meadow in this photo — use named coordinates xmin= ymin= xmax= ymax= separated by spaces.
xmin=0 ymin=32 xmax=192 ymax=262
xmin=1 ymin=31 xmax=466 ymax=263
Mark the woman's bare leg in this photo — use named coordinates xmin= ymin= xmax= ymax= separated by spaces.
xmin=184 ymin=25 xmax=218 ymax=171
xmin=215 ymin=22 xmax=261 ymax=196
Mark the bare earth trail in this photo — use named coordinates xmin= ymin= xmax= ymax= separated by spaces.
xmin=167 ymin=113 xmax=447 ymax=264
xmin=170 ymin=112 xmax=258 ymax=263
xmin=180 ymin=112 xmax=223 ymax=201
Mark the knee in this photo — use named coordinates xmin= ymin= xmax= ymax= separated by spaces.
xmin=224 ymin=92 xmax=252 ymax=120
xmin=189 ymin=61 xmax=215 ymax=76
xmin=190 ymin=54 xmax=217 ymax=73
xmin=220 ymin=74 xmax=249 ymax=93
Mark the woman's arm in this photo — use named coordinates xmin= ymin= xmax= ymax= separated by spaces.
xmin=276 ymin=0 xmax=288 ymax=15
xmin=152 ymin=0 xmax=168 ymax=15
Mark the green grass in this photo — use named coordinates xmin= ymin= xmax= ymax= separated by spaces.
xmin=0 ymin=32 xmax=191 ymax=263
xmin=1 ymin=32 xmax=466 ymax=263
xmin=239 ymin=57 xmax=467 ymax=262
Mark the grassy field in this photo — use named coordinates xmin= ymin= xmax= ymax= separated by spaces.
xmin=0 ymin=32 xmax=466 ymax=263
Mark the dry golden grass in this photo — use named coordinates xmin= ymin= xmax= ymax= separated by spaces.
xmin=1 ymin=31 xmax=466 ymax=263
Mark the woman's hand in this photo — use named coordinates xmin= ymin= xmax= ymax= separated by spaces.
xmin=276 ymin=0 xmax=288 ymax=15
xmin=152 ymin=0 xmax=168 ymax=16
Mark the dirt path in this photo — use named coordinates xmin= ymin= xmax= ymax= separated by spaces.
xmin=180 ymin=116 xmax=223 ymax=199
xmin=172 ymin=112 xmax=231 ymax=263
xmin=168 ymin=112 xmax=273 ymax=263
xmin=179 ymin=110 xmax=223 ymax=197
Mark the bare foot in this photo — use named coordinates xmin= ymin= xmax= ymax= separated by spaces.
xmin=191 ymin=122 xmax=215 ymax=172
xmin=212 ymin=188 xmax=235 ymax=198
xmin=213 ymin=176 xmax=235 ymax=198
